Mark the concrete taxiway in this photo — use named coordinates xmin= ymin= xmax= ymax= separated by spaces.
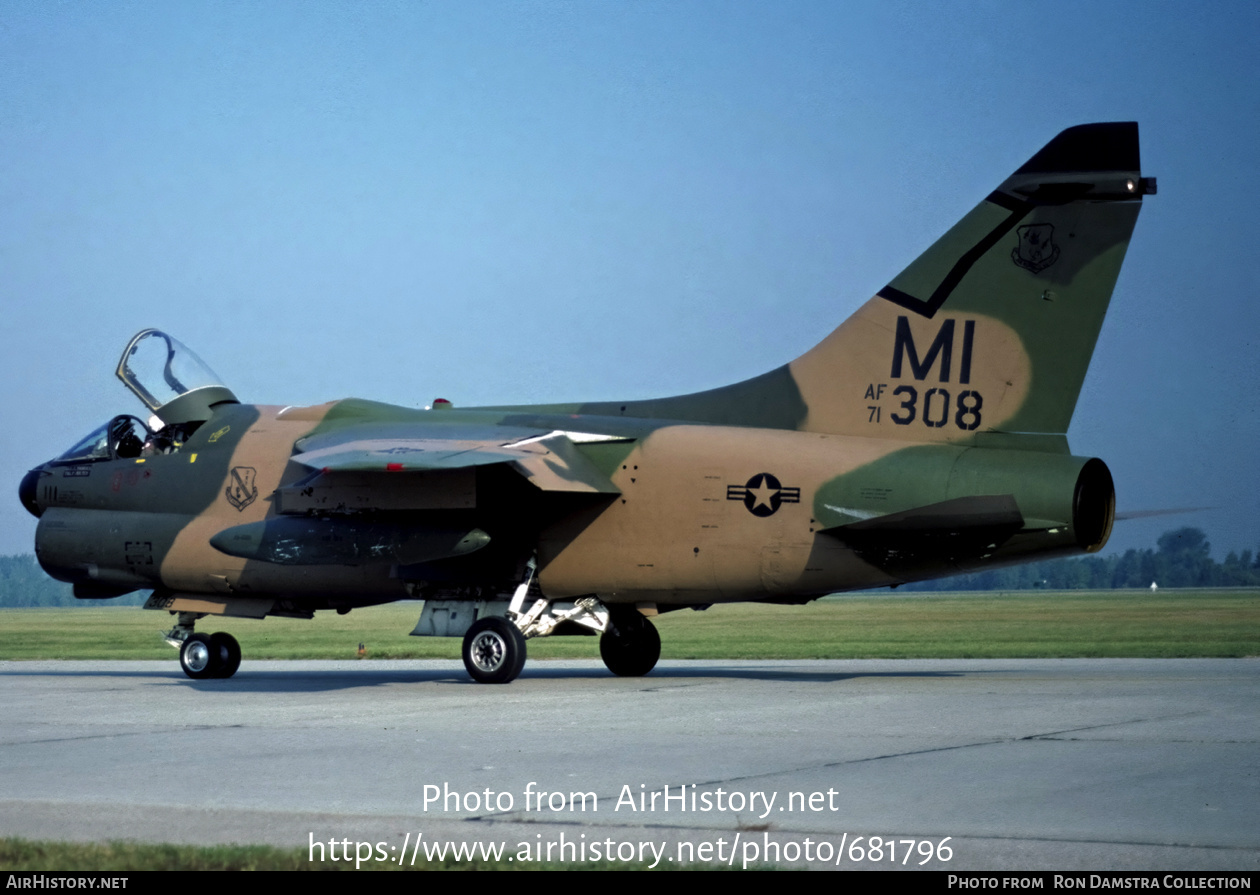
xmin=1 ymin=658 xmax=1256 ymax=870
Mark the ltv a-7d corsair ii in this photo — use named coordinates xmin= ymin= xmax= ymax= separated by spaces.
xmin=20 ymin=123 xmax=1154 ymax=683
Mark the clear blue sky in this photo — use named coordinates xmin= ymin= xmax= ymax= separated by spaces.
xmin=2 ymin=1 xmax=1258 ymax=560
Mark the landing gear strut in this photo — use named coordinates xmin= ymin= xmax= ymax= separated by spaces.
xmin=599 ymin=610 xmax=661 ymax=677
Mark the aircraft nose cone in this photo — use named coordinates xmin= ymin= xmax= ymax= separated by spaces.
xmin=19 ymin=467 xmax=44 ymax=517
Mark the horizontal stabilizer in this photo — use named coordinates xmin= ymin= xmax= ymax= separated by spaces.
xmin=822 ymin=495 xmax=1025 ymax=569
xmin=1114 ymin=506 xmax=1213 ymax=521
xmin=822 ymin=494 xmax=1025 ymax=537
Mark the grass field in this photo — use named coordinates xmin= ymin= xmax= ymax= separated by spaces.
xmin=2 ymin=589 xmax=1257 ymax=660
xmin=0 ymin=838 xmax=691 ymax=871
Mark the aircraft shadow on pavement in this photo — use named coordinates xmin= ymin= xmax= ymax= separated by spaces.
xmin=1 ymin=662 xmax=970 ymax=694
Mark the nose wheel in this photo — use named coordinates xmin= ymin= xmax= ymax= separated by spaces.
xmin=179 ymin=631 xmax=241 ymax=679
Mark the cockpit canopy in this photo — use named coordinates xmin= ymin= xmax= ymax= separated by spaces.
xmin=46 ymin=331 xmax=237 ymax=468
xmin=116 ymin=329 xmax=238 ymax=425
xmin=54 ymin=415 xmax=153 ymax=464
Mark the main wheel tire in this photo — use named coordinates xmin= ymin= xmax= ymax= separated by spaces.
xmin=600 ymin=613 xmax=661 ymax=677
xmin=209 ymin=632 xmax=242 ymax=679
xmin=462 ymin=617 xmax=527 ymax=684
xmin=180 ymin=633 xmax=218 ymax=680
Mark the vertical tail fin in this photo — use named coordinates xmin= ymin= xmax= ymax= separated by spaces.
xmin=792 ymin=121 xmax=1151 ymax=440
xmin=586 ymin=123 xmax=1152 ymax=442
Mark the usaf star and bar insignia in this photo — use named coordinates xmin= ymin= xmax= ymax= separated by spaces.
xmin=726 ymin=472 xmax=800 ymax=517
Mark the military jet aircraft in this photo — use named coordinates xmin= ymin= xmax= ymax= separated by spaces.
xmin=20 ymin=122 xmax=1154 ymax=684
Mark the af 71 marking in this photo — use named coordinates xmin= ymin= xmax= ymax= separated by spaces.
xmin=20 ymin=123 xmax=1154 ymax=683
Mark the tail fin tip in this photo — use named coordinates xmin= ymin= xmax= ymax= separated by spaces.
xmin=1015 ymin=121 xmax=1139 ymax=176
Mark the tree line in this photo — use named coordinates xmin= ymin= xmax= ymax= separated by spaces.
xmin=907 ymin=527 xmax=1260 ymax=591
xmin=0 ymin=556 xmax=144 ymax=607
xmin=1 ymin=527 xmax=1257 ymax=607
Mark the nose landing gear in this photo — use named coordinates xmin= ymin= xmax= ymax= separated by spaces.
xmin=167 ymin=613 xmax=242 ymax=680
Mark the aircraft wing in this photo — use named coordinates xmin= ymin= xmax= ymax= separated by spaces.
xmin=208 ymin=425 xmax=629 ymax=563
xmin=292 ymin=435 xmax=538 ymax=472
xmin=288 ymin=424 xmax=624 ymax=499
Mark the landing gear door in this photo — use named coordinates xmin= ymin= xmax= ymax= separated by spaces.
xmin=116 ymin=329 xmax=239 ymax=425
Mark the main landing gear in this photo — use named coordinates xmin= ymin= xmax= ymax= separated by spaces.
xmin=452 ymin=559 xmax=662 ymax=684
xmin=461 ymin=617 xmax=528 ymax=684
xmin=166 ymin=613 xmax=242 ymax=680
xmin=599 ymin=610 xmax=661 ymax=677
xmin=458 ymin=604 xmax=662 ymax=684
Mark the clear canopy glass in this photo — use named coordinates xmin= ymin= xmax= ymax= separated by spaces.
xmin=55 ymin=416 xmax=153 ymax=463
xmin=116 ymin=329 xmax=229 ymax=413
xmin=55 ymin=422 xmax=112 ymax=463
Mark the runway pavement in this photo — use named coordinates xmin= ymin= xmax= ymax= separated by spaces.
xmin=1 ymin=658 xmax=1257 ymax=870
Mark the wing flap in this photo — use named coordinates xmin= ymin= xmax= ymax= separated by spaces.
xmin=506 ymin=433 xmax=622 ymax=494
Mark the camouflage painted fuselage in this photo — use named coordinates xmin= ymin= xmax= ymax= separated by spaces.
xmin=31 ymin=398 xmax=1109 ymax=609
xmin=24 ymin=122 xmax=1149 ymax=623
